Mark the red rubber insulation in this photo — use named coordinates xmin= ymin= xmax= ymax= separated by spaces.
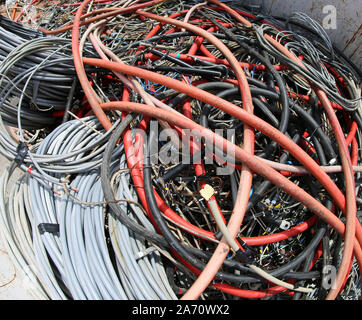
xmin=72 ymin=1 xmax=360 ymax=298
xmin=207 ymin=0 xmax=359 ymax=299
xmin=97 ymin=99 xmax=362 ymax=264
xmin=82 ymin=54 xmax=361 ymax=247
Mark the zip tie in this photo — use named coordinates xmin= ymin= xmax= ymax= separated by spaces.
xmin=14 ymin=142 xmax=29 ymax=166
xmin=38 ymin=223 xmax=60 ymax=237
xmin=135 ymin=246 xmax=157 ymax=260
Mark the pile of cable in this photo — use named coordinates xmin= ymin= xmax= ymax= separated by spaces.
xmin=0 ymin=0 xmax=360 ymax=301
xmin=0 ymin=14 xmax=98 ymax=130
xmin=0 ymin=115 xmax=176 ymax=299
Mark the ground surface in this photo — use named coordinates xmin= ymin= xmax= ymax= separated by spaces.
xmin=0 ymin=154 xmax=35 ymax=299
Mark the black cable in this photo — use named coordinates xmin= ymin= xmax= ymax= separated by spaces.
xmin=142 ymin=119 xmax=324 ymax=285
xmin=101 ymin=114 xmax=169 ymax=248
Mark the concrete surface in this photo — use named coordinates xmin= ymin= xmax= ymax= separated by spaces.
xmin=0 ymin=155 xmax=35 ymax=300
xmin=0 ymin=248 xmax=35 ymax=300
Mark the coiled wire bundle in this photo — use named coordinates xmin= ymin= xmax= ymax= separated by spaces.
xmin=0 ymin=15 xmax=97 ymax=130
xmin=0 ymin=0 xmax=360 ymax=301
xmin=0 ymin=115 xmax=177 ymax=299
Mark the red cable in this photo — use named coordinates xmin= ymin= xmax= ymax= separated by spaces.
xmin=100 ymin=99 xmax=362 ymax=301
xmin=207 ymin=0 xmax=359 ymax=298
xmin=83 ymin=56 xmax=359 ymax=237
xmin=69 ymin=1 xmax=360 ymax=298
xmin=98 ymin=99 xmax=362 ymax=261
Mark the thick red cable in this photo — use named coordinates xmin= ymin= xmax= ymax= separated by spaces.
xmin=204 ymin=0 xmax=360 ymax=299
xmin=82 ymin=57 xmax=359 ymax=235
xmin=70 ymin=1 xmax=360 ymax=298
xmin=99 ymin=100 xmax=362 ymax=263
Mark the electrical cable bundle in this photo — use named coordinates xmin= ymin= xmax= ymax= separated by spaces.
xmin=0 ymin=115 xmax=177 ymax=299
xmin=0 ymin=0 xmax=361 ymax=301
xmin=0 ymin=15 xmax=98 ymax=130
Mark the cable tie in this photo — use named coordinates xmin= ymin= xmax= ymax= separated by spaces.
xmin=236 ymin=238 xmax=258 ymax=265
xmin=38 ymin=223 xmax=60 ymax=237
xmin=14 ymin=142 xmax=29 ymax=166
xmin=134 ymin=246 xmax=157 ymax=260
